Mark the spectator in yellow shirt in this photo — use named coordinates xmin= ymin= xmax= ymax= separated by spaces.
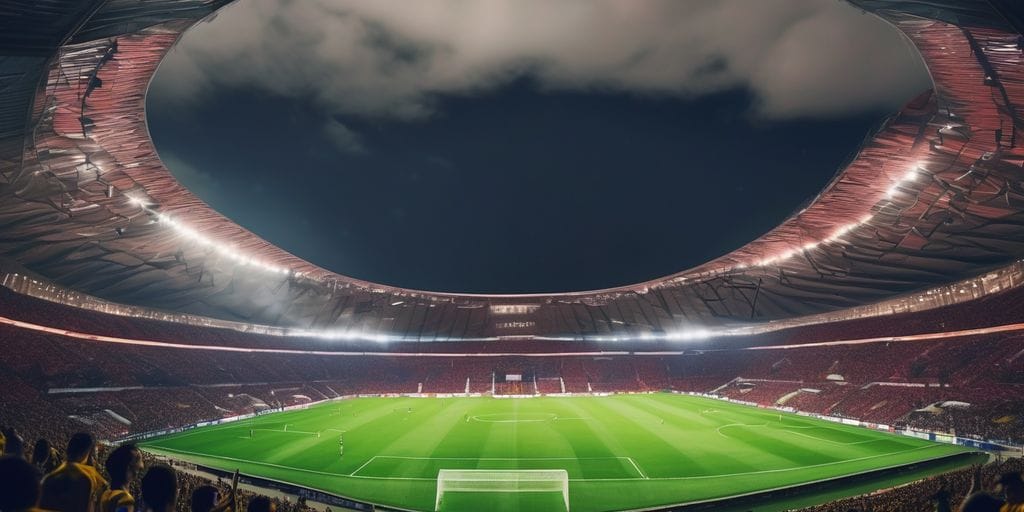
xmin=99 ymin=444 xmax=143 ymax=512
xmin=39 ymin=432 xmax=108 ymax=512
xmin=32 ymin=439 xmax=60 ymax=475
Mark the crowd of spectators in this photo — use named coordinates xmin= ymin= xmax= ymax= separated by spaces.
xmin=671 ymin=335 xmax=1024 ymax=442
xmin=907 ymin=401 xmax=1024 ymax=445
xmin=0 ymin=428 xmax=316 ymax=512
xmin=3 ymin=315 xmax=1023 ymax=444
xmin=794 ymin=457 xmax=1024 ymax=512
xmin=760 ymin=283 xmax=1024 ymax=347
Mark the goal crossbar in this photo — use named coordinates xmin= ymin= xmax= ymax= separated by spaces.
xmin=435 ymin=469 xmax=569 ymax=511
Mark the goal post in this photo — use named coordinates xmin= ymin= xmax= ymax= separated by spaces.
xmin=435 ymin=469 xmax=569 ymax=511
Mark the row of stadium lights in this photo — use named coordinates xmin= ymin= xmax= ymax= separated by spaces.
xmin=123 ymin=163 xmax=924 ymax=343
xmin=126 ymin=196 xmax=301 ymax=278
xmin=584 ymin=329 xmax=716 ymax=343
xmin=736 ymin=164 xmax=924 ymax=269
xmin=295 ymin=328 xmax=395 ymax=343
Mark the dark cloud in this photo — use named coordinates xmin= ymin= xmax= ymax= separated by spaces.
xmin=159 ymin=151 xmax=222 ymax=199
xmin=153 ymin=0 xmax=930 ymax=121
xmin=323 ymin=119 xmax=366 ymax=154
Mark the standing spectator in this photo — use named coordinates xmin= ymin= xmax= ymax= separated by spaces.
xmin=32 ymin=439 xmax=59 ymax=475
xmin=247 ymin=496 xmax=275 ymax=512
xmin=100 ymin=444 xmax=143 ymax=512
xmin=140 ymin=464 xmax=177 ymax=512
xmin=191 ymin=480 xmax=235 ymax=512
xmin=190 ymin=485 xmax=219 ymax=512
xmin=999 ymin=472 xmax=1024 ymax=512
xmin=3 ymin=428 xmax=25 ymax=459
xmin=39 ymin=432 xmax=108 ymax=512
xmin=960 ymin=492 xmax=1005 ymax=512
xmin=0 ymin=456 xmax=43 ymax=512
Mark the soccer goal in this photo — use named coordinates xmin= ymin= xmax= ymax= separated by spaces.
xmin=435 ymin=469 xmax=570 ymax=511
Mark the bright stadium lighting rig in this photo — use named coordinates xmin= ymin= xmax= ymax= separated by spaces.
xmin=309 ymin=330 xmax=394 ymax=343
xmin=583 ymin=328 xmax=715 ymax=343
xmin=747 ymin=163 xmax=927 ymax=269
xmin=125 ymin=194 xmax=294 ymax=277
xmin=289 ymin=327 xmax=480 ymax=344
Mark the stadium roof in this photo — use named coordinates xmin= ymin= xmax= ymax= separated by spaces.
xmin=1 ymin=0 xmax=1023 ymax=340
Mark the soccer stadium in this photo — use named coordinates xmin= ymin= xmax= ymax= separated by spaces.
xmin=2 ymin=1 xmax=1024 ymax=511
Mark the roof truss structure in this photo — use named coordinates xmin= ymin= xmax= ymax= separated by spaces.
xmin=0 ymin=0 xmax=1023 ymax=339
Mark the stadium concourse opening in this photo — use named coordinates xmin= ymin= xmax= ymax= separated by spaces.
xmin=3 ymin=1 xmax=1024 ymax=512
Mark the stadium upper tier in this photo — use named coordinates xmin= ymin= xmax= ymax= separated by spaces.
xmin=1 ymin=0 xmax=1024 ymax=340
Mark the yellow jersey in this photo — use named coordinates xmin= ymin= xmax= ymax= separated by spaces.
xmin=98 ymin=489 xmax=134 ymax=512
xmin=39 ymin=462 xmax=109 ymax=512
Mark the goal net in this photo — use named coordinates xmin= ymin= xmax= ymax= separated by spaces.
xmin=435 ymin=469 xmax=569 ymax=511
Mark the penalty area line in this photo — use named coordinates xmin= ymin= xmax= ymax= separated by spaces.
xmin=625 ymin=457 xmax=648 ymax=479
xmin=143 ymin=446 xmax=347 ymax=478
xmin=351 ymin=455 xmax=649 ymax=480
xmin=369 ymin=455 xmax=636 ymax=461
xmin=575 ymin=444 xmax=946 ymax=482
xmin=349 ymin=456 xmax=378 ymax=477
xmin=716 ymin=423 xmax=886 ymax=446
xmin=249 ymin=428 xmax=320 ymax=436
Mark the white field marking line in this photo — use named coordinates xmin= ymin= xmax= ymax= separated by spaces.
xmin=349 ymin=456 xmax=379 ymax=477
xmin=145 ymin=446 xmax=348 ymax=478
xmin=779 ymin=429 xmax=885 ymax=446
xmin=575 ymin=444 xmax=946 ymax=482
xmin=716 ymin=422 xmax=884 ymax=446
xmin=716 ymin=422 xmax=768 ymax=439
xmin=145 ymin=444 xmax=949 ymax=484
xmin=469 ymin=414 xmax=553 ymax=423
xmin=625 ymin=457 xmax=648 ymax=479
xmin=352 ymin=456 xmax=647 ymax=479
xmin=157 ymin=421 xmax=250 ymax=440
xmin=250 ymin=428 xmax=319 ymax=436
xmin=369 ymin=455 xmax=637 ymax=461
xmin=325 ymin=428 xmax=346 ymax=433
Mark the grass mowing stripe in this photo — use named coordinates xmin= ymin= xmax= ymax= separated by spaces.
xmin=587 ymin=394 xmax=738 ymax=476
xmin=355 ymin=456 xmax=646 ymax=480
xmin=146 ymin=445 xmax=349 ymax=477
xmin=149 ymin=441 xmax=949 ymax=482
xmin=141 ymin=394 xmax=973 ymax=512
xmin=567 ymin=444 xmax=945 ymax=481
xmin=548 ymin=398 xmax=647 ymax=479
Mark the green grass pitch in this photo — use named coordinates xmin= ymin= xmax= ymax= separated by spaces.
xmin=140 ymin=394 xmax=971 ymax=511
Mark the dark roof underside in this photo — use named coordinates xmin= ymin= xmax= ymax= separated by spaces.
xmin=0 ymin=0 xmax=1023 ymax=339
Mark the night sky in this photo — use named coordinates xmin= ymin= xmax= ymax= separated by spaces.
xmin=146 ymin=0 xmax=929 ymax=294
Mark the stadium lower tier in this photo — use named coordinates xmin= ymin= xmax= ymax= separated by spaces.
xmin=1 ymin=319 xmax=1022 ymax=447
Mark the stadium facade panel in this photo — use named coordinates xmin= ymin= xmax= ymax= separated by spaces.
xmin=1 ymin=0 xmax=1023 ymax=340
